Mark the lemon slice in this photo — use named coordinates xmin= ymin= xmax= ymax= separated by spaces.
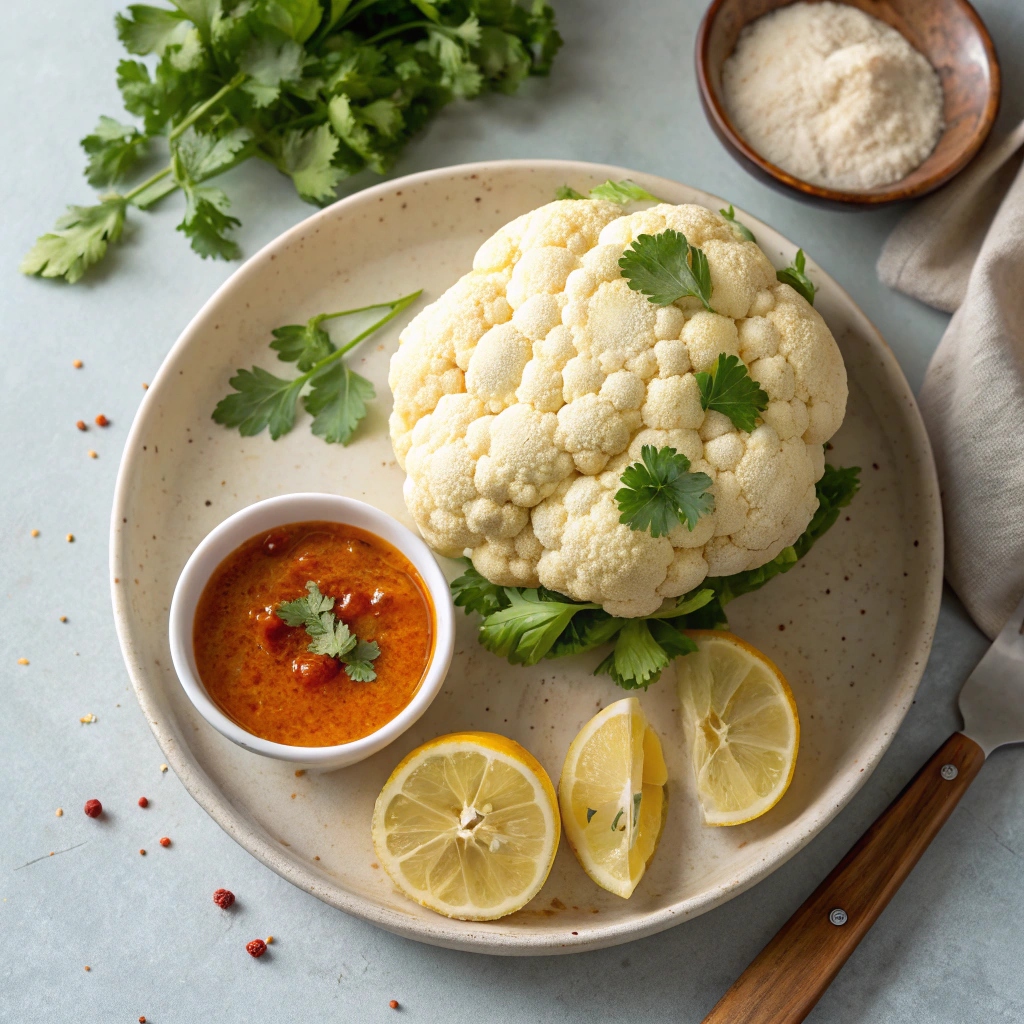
xmin=558 ymin=698 xmax=668 ymax=899
xmin=677 ymin=631 xmax=799 ymax=826
xmin=371 ymin=732 xmax=560 ymax=921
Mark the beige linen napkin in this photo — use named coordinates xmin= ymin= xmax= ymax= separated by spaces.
xmin=878 ymin=123 xmax=1024 ymax=638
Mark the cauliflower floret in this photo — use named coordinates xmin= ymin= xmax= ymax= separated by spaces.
xmin=389 ymin=200 xmax=848 ymax=616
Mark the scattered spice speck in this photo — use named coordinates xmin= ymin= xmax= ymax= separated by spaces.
xmin=59 ymin=616 xmax=67 ymax=623
xmin=213 ymin=888 xmax=235 ymax=909
xmin=266 ymin=936 xmax=273 ymax=945
xmin=80 ymin=713 xmax=96 ymax=724
xmin=56 ymin=808 xmax=63 ymax=817
xmin=95 ymin=415 xmax=109 ymax=427
xmin=138 ymin=796 xmax=148 ymax=808
xmin=294 ymin=769 xmax=306 ymax=777
xmin=142 ymin=383 xmax=149 ymax=390
xmin=17 ymin=658 xmax=29 ymax=666
xmin=389 ymin=1000 xmax=399 ymax=1010
xmin=31 ymin=529 xmax=39 ymax=537
xmin=84 ymin=799 xmax=102 ymax=818
xmin=246 ymin=939 xmax=267 ymax=958
xmin=84 ymin=965 xmax=90 ymax=971
xmin=159 ymin=837 xmax=171 ymax=847
xmin=139 ymin=1017 xmax=147 ymax=1023
xmin=66 ymin=534 xmax=74 ymax=543
xmin=87 ymin=450 xmax=98 ymax=459
xmin=76 ymin=420 xmax=87 ymax=431
xmin=159 ymin=764 xmax=168 ymax=773
xmin=139 ymin=849 xmax=146 ymax=856
xmin=73 ymin=359 xmax=83 ymax=369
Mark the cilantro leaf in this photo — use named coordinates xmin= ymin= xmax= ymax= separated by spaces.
xmin=304 ymin=362 xmax=376 ymax=445
xmin=172 ymin=126 xmax=252 ymax=182
xmin=777 ymin=249 xmax=817 ymax=305
xmin=618 ymin=229 xmax=714 ymax=310
xmin=695 ymin=353 xmax=769 ymax=433
xmin=116 ymin=5 xmax=190 ymax=56
xmin=211 ymin=366 xmax=304 ymax=438
xmin=595 ymin=619 xmax=670 ymax=690
xmin=281 ymin=125 xmax=345 ymax=204
xmin=270 ymin=319 xmax=335 ymax=371
xmin=479 ymin=589 xmax=600 ymax=666
xmin=177 ymin=183 xmax=241 ymax=259
xmin=20 ymin=198 xmax=127 ymax=284
xmin=475 ymin=27 xmax=531 ymax=94
xmin=615 ymin=445 xmax=714 ymax=538
xmin=81 ymin=117 xmax=149 ymax=187
xmin=451 ymin=559 xmax=510 ymax=617
xmin=277 ymin=580 xmax=381 ymax=681
xmin=719 ymin=204 xmax=756 ymax=243
xmin=555 ymin=184 xmax=587 ymax=200
xmin=277 ymin=580 xmax=336 ymax=627
xmin=240 ymin=38 xmax=304 ymax=107
xmin=262 ymin=0 xmax=323 ymax=43
xmin=589 ymin=179 xmax=661 ymax=204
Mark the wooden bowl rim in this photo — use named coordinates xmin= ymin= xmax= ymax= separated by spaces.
xmin=695 ymin=0 xmax=1002 ymax=206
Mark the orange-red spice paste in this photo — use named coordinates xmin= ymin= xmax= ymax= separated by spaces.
xmin=193 ymin=521 xmax=433 ymax=747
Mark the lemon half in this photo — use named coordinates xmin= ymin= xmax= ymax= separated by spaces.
xmin=371 ymin=732 xmax=560 ymax=921
xmin=558 ymin=698 xmax=668 ymax=899
xmin=677 ymin=631 xmax=799 ymax=826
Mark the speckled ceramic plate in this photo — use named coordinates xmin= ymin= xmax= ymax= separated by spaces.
xmin=110 ymin=160 xmax=942 ymax=955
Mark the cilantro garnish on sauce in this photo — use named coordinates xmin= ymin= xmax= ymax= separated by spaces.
xmin=277 ymin=581 xmax=380 ymax=682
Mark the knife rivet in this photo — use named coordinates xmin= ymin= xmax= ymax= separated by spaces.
xmin=940 ymin=764 xmax=958 ymax=781
xmin=829 ymin=908 xmax=848 ymax=927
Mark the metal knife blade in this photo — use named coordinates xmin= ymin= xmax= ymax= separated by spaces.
xmin=958 ymin=590 xmax=1024 ymax=756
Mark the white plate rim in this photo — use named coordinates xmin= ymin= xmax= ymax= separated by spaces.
xmin=109 ymin=158 xmax=943 ymax=954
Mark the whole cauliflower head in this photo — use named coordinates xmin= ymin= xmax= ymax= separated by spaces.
xmin=389 ymin=199 xmax=847 ymax=618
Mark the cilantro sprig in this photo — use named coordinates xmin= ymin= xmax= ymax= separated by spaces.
xmin=451 ymin=463 xmax=860 ymax=690
xmin=213 ymin=291 xmax=420 ymax=444
xmin=277 ymin=581 xmax=380 ymax=682
xmin=618 ymin=229 xmax=714 ymax=310
xmin=777 ymin=249 xmax=817 ymax=305
xmin=696 ymin=353 xmax=769 ymax=433
xmin=615 ymin=445 xmax=714 ymax=538
xmin=23 ymin=1 xmax=563 ymax=283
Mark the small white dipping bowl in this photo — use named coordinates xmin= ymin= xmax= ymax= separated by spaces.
xmin=168 ymin=493 xmax=455 ymax=771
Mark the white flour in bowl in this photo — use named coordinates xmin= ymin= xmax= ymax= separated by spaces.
xmin=721 ymin=1 xmax=944 ymax=191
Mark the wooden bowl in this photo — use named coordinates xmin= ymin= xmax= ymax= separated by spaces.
xmin=696 ymin=0 xmax=1001 ymax=206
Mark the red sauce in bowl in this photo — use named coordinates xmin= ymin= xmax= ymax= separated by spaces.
xmin=193 ymin=521 xmax=434 ymax=747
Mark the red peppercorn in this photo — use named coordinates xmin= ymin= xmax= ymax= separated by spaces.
xmin=84 ymin=799 xmax=102 ymax=818
xmin=138 ymin=796 xmax=149 ymax=808
xmin=246 ymin=939 xmax=267 ymax=958
xmin=139 ymin=1017 xmax=146 ymax=1023
xmin=213 ymin=888 xmax=235 ymax=909
xmin=76 ymin=420 xmax=87 ymax=431
xmin=95 ymin=414 xmax=109 ymax=427
xmin=389 ymin=1000 xmax=399 ymax=1009
xmin=159 ymin=837 xmax=171 ymax=847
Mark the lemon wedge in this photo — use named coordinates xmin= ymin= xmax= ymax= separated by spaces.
xmin=558 ymin=698 xmax=667 ymax=899
xmin=371 ymin=732 xmax=559 ymax=921
xmin=677 ymin=631 xmax=799 ymax=826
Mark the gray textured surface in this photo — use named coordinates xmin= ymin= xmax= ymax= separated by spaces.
xmin=2 ymin=1 xmax=1023 ymax=1020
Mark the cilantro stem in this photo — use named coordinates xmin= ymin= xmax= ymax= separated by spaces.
xmin=292 ymin=290 xmax=422 ymax=386
xmin=122 ymin=167 xmax=173 ymax=203
xmin=365 ymin=20 xmax=444 ymax=45
xmin=169 ymin=73 xmax=247 ymax=143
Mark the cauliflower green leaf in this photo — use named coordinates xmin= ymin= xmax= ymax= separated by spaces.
xmin=451 ymin=561 xmax=510 ymax=617
xmin=777 ymin=248 xmax=817 ymax=305
xmin=277 ymin=581 xmax=381 ymax=681
xmin=213 ymin=291 xmax=420 ymax=444
xmin=596 ymin=618 xmax=698 ymax=690
xmin=554 ymin=179 xmax=663 ymax=204
xmin=615 ymin=445 xmax=715 ymax=538
xmin=719 ymin=204 xmax=756 ymax=243
xmin=479 ymin=589 xmax=600 ymax=666
xmin=618 ymin=229 xmax=714 ymax=310
xmin=696 ymin=353 xmax=769 ymax=433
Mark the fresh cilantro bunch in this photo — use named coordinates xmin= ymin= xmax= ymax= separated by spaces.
xmin=451 ymin=463 xmax=860 ymax=690
xmin=213 ymin=291 xmax=419 ymax=444
xmin=22 ymin=0 xmax=562 ymax=284
xmin=278 ymin=580 xmax=381 ymax=681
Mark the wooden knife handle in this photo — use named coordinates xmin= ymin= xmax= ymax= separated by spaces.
xmin=702 ymin=732 xmax=986 ymax=1024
